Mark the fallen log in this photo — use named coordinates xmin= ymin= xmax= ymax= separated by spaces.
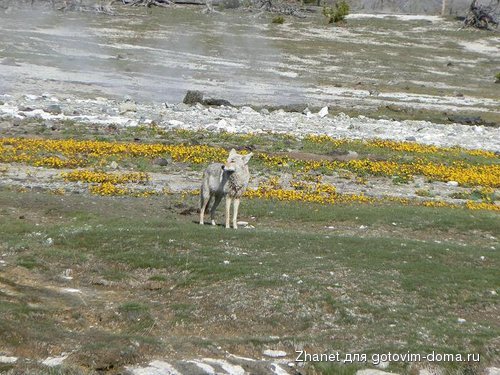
xmin=462 ymin=0 xmax=499 ymax=30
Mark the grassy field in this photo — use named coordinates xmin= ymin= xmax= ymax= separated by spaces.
xmin=0 ymin=187 xmax=498 ymax=374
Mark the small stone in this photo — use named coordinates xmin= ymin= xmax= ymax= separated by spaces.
xmin=0 ymin=356 xmax=18 ymax=364
xmin=260 ymin=108 xmax=270 ymax=115
xmin=318 ymin=106 xmax=329 ymax=118
xmin=356 ymin=370 xmax=399 ymax=375
xmin=119 ymin=101 xmax=137 ymax=113
xmin=457 ymin=318 xmax=466 ymax=323
xmin=203 ymin=98 xmax=232 ymax=106
xmin=453 ymin=91 xmax=464 ymax=97
xmin=109 ymin=161 xmax=119 ymax=169
xmin=45 ymin=238 xmax=53 ymax=246
xmin=240 ymin=106 xmax=257 ymax=114
xmin=218 ymin=119 xmax=228 ymax=128
xmin=237 ymin=221 xmax=249 ymax=226
xmin=44 ymin=104 xmax=62 ymax=115
xmin=153 ymin=158 xmax=169 ymax=166
xmin=485 ymin=367 xmax=500 ymax=375
xmin=168 ymin=119 xmax=184 ymax=127
xmin=446 ymin=181 xmax=459 ymax=187
xmin=263 ymin=349 xmax=287 ymax=358
xmin=405 ymin=136 xmax=417 ymax=142
xmin=42 ymin=355 xmax=68 ymax=367
xmin=375 ymin=361 xmax=389 ymax=369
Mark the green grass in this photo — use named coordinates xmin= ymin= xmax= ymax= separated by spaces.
xmin=0 ymin=188 xmax=498 ymax=373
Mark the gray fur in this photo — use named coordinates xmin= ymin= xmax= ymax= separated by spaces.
xmin=199 ymin=149 xmax=253 ymax=229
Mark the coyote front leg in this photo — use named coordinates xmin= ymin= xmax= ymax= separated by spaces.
xmin=225 ymin=197 xmax=232 ymax=229
xmin=232 ymin=198 xmax=240 ymax=229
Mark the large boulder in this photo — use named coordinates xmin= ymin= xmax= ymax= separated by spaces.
xmin=183 ymin=90 xmax=204 ymax=105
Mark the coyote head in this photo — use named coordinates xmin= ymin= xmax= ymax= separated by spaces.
xmin=223 ymin=148 xmax=253 ymax=173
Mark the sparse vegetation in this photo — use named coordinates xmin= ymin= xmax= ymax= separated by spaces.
xmin=323 ymin=0 xmax=350 ymax=24
xmin=0 ymin=188 xmax=498 ymax=373
xmin=272 ymin=15 xmax=285 ymax=24
xmin=415 ymin=189 xmax=434 ymax=197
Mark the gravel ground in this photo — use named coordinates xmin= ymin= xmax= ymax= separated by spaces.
xmin=1 ymin=94 xmax=499 ymax=152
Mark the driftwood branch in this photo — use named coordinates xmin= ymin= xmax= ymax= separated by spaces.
xmin=462 ymin=0 xmax=499 ymax=30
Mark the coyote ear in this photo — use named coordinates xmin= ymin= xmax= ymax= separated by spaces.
xmin=229 ymin=148 xmax=237 ymax=157
xmin=243 ymin=152 xmax=253 ymax=164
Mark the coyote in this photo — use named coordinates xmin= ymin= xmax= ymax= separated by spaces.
xmin=199 ymin=149 xmax=253 ymax=229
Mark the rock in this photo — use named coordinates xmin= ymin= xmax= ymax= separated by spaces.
xmin=0 ymin=356 xmax=18 ymax=364
xmin=18 ymin=106 xmax=34 ymax=112
xmin=356 ymin=370 xmax=399 ymax=375
xmin=168 ymin=119 xmax=184 ymax=127
xmin=44 ymin=104 xmax=62 ymax=115
xmin=369 ymin=89 xmax=380 ymax=96
xmin=453 ymin=91 xmax=464 ymax=97
xmin=318 ymin=106 xmax=329 ymax=118
xmin=486 ymin=368 xmax=500 ymax=375
xmin=240 ymin=106 xmax=257 ymax=114
xmin=328 ymin=150 xmax=359 ymax=161
xmin=263 ymin=349 xmax=287 ymax=358
xmin=203 ymin=98 xmax=232 ymax=107
xmin=237 ymin=221 xmax=249 ymax=226
xmin=376 ymin=361 xmax=389 ymax=369
xmin=220 ymin=0 xmax=241 ymax=8
xmin=92 ymin=278 xmax=112 ymax=286
xmin=281 ymin=104 xmax=308 ymax=113
xmin=42 ymin=354 xmax=68 ymax=367
xmin=418 ymin=369 xmax=442 ymax=375
xmin=125 ymin=360 xmax=181 ymax=375
xmin=405 ymin=136 xmax=417 ymax=142
xmin=448 ymin=115 xmax=482 ymax=125
xmin=173 ymin=103 xmax=189 ymax=112
xmin=109 ymin=161 xmax=119 ymax=169
xmin=457 ymin=318 xmax=466 ymax=323
xmin=446 ymin=181 xmax=459 ymax=187
xmin=183 ymin=90 xmax=204 ymax=105
xmin=260 ymin=108 xmax=270 ymax=115
xmin=119 ymin=101 xmax=137 ymax=114
xmin=153 ymin=158 xmax=169 ymax=166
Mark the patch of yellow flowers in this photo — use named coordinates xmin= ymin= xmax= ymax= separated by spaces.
xmin=243 ymin=177 xmax=499 ymax=211
xmin=244 ymin=176 xmax=373 ymax=205
xmin=305 ymin=135 xmax=497 ymax=159
xmin=1 ymin=137 xmax=499 ymax=211
xmin=62 ymin=170 xmax=150 ymax=184
xmin=0 ymin=137 xmax=226 ymax=167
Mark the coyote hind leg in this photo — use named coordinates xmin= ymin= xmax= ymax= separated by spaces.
xmin=200 ymin=191 xmax=211 ymax=225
